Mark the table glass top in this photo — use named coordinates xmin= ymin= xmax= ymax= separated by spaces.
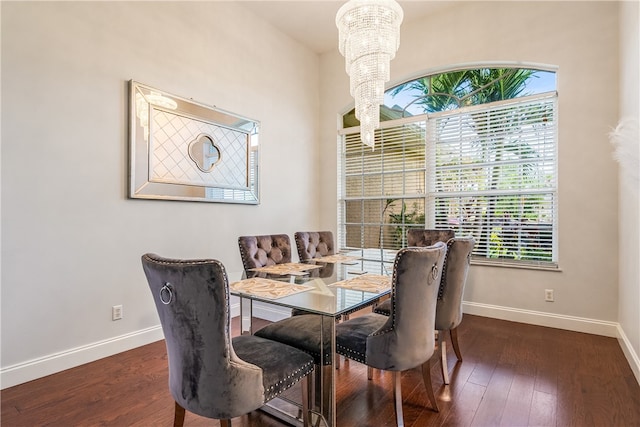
xmin=229 ymin=257 xmax=394 ymax=316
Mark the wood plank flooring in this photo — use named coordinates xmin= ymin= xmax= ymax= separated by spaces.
xmin=2 ymin=314 xmax=639 ymax=426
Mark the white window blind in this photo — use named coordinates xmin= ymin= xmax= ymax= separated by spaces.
xmin=339 ymin=93 xmax=558 ymax=267
xmin=339 ymin=121 xmax=428 ymax=257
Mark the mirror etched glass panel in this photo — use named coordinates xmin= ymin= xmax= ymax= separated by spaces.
xmin=129 ymin=81 xmax=260 ymax=204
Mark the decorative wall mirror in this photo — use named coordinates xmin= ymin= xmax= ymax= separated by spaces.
xmin=129 ymin=81 xmax=260 ymax=204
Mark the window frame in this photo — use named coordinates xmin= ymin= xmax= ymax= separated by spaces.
xmin=338 ymin=69 xmax=559 ymax=270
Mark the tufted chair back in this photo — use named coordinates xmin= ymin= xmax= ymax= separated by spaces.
xmin=407 ymin=229 xmax=455 ymax=247
xmin=238 ymin=234 xmax=292 ymax=270
xmin=294 ymin=231 xmax=335 ymax=261
xmin=435 ymin=237 xmax=475 ymax=331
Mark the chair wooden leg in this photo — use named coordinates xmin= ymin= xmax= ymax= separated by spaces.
xmin=421 ymin=359 xmax=439 ymax=412
xmin=367 ymin=366 xmax=373 ymax=380
xmin=220 ymin=420 xmax=231 ymax=427
xmin=301 ymin=375 xmax=310 ymax=427
xmin=439 ymin=331 xmax=450 ymax=385
xmin=393 ymin=371 xmax=405 ymax=427
xmin=173 ymin=402 xmax=186 ymax=427
xmin=450 ymin=327 xmax=462 ymax=361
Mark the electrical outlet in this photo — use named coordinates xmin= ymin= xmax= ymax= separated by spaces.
xmin=112 ymin=305 xmax=123 ymax=320
xmin=544 ymin=289 xmax=554 ymax=302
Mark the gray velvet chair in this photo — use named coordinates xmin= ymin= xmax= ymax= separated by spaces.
xmin=294 ymin=230 xmax=377 ymax=322
xmin=294 ymin=231 xmax=336 ymax=279
xmin=238 ymin=233 xmax=320 ymax=319
xmin=141 ymin=253 xmax=314 ymax=427
xmin=335 ymin=243 xmax=447 ymax=426
xmin=294 ymin=231 xmax=335 ymax=261
xmin=238 ymin=234 xmax=292 ymax=269
xmin=374 ymin=236 xmax=475 ymax=384
xmin=407 ymin=228 xmax=455 ymax=247
xmin=432 ymin=236 xmax=474 ymax=384
xmin=373 ymin=228 xmax=454 ymax=326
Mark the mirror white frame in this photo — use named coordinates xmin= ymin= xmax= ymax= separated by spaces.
xmin=129 ymin=81 xmax=260 ymax=204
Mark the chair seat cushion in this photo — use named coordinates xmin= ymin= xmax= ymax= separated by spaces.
xmin=253 ymin=314 xmax=334 ymax=365
xmin=373 ymin=299 xmax=391 ymax=316
xmin=335 ymin=313 xmax=388 ymax=364
xmin=232 ymin=335 xmax=314 ymax=401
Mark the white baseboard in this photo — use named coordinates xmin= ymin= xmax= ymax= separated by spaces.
xmin=2 ymin=303 xmax=288 ymax=390
xmin=462 ymin=301 xmax=619 ymax=336
xmin=617 ymin=324 xmax=640 ymax=385
xmin=0 ymin=326 xmax=164 ymax=390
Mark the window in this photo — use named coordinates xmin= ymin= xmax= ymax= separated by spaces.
xmin=338 ymin=67 xmax=558 ymax=268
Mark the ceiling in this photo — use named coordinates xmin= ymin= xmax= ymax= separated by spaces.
xmin=239 ymin=1 xmax=453 ymax=54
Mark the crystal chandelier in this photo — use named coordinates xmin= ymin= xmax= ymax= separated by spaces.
xmin=336 ymin=0 xmax=403 ymax=149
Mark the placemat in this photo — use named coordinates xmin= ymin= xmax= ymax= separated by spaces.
xmin=230 ymin=277 xmax=313 ymax=299
xmin=330 ymin=274 xmax=391 ymax=293
xmin=248 ymin=262 xmax=322 ymax=276
xmin=312 ymin=254 xmax=361 ymax=264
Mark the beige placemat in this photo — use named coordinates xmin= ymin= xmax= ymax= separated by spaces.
xmin=230 ymin=277 xmax=313 ymax=299
xmin=312 ymin=254 xmax=361 ymax=264
xmin=330 ymin=274 xmax=391 ymax=293
xmin=248 ymin=262 xmax=322 ymax=276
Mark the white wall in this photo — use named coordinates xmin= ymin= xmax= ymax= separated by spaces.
xmin=617 ymin=0 xmax=640 ymax=383
xmin=321 ymin=2 xmax=622 ymax=331
xmin=1 ymin=1 xmax=320 ymax=387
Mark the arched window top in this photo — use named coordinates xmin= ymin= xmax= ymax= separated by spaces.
xmin=343 ymin=67 xmax=556 ymax=128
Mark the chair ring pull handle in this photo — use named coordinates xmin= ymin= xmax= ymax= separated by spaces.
xmin=160 ymin=283 xmax=173 ymax=305
xmin=431 ymin=264 xmax=439 ymax=281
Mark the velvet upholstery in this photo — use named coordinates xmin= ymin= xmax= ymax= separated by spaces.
xmin=335 ymin=243 xmax=446 ymax=371
xmin=373 ymin=237 xmax=475 ymax=385
xmin=237 ymin=234 xmax=320 ymax=317
xmin=254 ymin=314 xmax=334 ymax=366
xmin=374 ymin=229 xmax=457 ymax=317
xmin=406 ymin=228 xmax=455 ymax=247
xmin=335 ymin=244 xmax=447 ymax=423
xmin=294 ymin=231 xmax=335 ymax=261
xmin=434 ymin=237 xmax=475 ymax=331
xmin=374 ymin=237 xmax=474 ymax=329
xmin=253 ymin=311 xmax=335 ymax=419
xmin=238 ymin=234 xmax=292 ymax=269
xmin=141 ymin=254 xmax=314 ymax=425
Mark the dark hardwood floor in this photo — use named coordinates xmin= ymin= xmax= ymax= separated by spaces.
xmin=2 ymin=314 xmax=640 ymax=426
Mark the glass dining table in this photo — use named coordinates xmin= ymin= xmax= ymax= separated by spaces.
xmin=228 ymin=254 xmax=394 ymax=427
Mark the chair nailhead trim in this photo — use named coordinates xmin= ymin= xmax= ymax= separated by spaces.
xmin=336 ymin=344 xmax=366 ymax=364
xmin=437 ymin=239 xmax=455 ymax=300
xmin=143 ymin=255 xmax=235 ymax=357
xmin=263 ymin=361 xmax=314 ymax=400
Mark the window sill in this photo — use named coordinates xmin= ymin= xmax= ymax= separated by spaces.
xmin=471 ymin=258 xmax=562 ymax=272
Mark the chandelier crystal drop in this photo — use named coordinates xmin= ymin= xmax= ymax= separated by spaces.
xmin=336 ymin=0 xmax=403 ymax=149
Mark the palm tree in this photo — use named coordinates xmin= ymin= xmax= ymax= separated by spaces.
xmin=392 ymin=68 xmax=536 ymax=111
